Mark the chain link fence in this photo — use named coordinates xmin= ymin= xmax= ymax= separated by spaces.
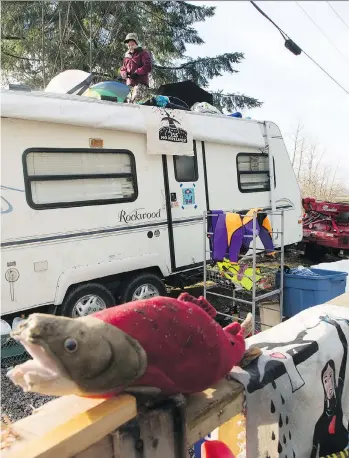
xmin=1 ymin=336 xmax=29 ymax=369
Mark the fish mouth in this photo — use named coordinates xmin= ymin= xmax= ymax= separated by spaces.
xmin=7 ymin=318 xmax=78 ymax=396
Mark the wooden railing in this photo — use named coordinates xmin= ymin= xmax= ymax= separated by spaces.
xmin=2 ymin=378 xmax=244 ymax=458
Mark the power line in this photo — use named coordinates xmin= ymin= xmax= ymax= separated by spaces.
xmin=295 ymin=1 xmax=349 ymax=66
xmin=326 ymin=1 xmax=349 ymax=31
xmin=250 ymin=1 xmax=349 ymax=96
xmin=301 ymin=48 xmax=349 ymax=96
xmin=250 ymin=1 xmax=288 ymax=40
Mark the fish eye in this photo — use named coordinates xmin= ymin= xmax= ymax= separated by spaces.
xmin=64 ymin=338 xmax=78 ymax=353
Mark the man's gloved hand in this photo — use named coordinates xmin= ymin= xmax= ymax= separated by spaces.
xmin=129 ymin=72 xmax=139 ymax=79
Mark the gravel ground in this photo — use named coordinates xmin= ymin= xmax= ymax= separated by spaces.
xmin=1 ymin=368 xmax=56 ymax=422
xmin=0 ymin=250 xmax=337 ymax=425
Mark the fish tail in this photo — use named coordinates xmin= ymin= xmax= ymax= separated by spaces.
xmin=241 ymin=312 xmax=253 ymax=338
xmin=178 ymin=293 xmax=217 ymax=318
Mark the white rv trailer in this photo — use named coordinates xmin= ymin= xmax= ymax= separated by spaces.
xmin=1 ymin=88 xmax=302 ymax=318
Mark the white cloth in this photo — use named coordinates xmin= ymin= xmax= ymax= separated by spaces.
xmin=230 ymin=304 xmax=349 ymax=458
xmin=144 ymin=107 xmax=194 ymax=156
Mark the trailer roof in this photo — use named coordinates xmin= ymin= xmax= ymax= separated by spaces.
xmin=1 ymin=89 xmax=266 ymax=149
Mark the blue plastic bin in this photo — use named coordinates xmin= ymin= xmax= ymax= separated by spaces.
xmin=275 ymin=268 xmax=348 ymax=317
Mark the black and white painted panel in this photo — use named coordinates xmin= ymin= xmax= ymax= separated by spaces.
xmin=230 ymin=303 xmax=349 ymax=458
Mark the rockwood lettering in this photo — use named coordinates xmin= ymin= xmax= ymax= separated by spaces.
xmin=118 ymin=208 xmax=161 ymax=224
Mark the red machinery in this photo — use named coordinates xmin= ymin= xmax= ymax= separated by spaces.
xmin=302 ymin=197 xmax=349 ymax=259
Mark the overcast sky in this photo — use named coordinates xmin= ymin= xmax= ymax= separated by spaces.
xmin=186 ymin=1 xmax=349 ymax=187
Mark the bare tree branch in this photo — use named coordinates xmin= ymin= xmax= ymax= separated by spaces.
xmin=1 ymin=50 xmax=40 ymax=61
xmin=290 ymin=123 xmax=303 ymax=167
xmin=1 ymin=36 xmax=25 ymax=40
xmin=290 ymin=124 xmax=347 ymax=200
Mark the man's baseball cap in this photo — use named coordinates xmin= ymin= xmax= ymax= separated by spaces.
xmin=124 ymin=33 xmax=138 ymax=44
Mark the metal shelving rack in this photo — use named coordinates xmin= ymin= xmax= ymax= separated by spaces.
xmin=202 ymin=207 xmax=286 ymax=334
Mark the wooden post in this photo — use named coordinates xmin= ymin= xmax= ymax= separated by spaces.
xmin=113 ymin=409 xmax=178 ymax=458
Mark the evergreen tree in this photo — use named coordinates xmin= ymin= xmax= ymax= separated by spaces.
xmin=1 ymin=1 xmax=262 ymax=111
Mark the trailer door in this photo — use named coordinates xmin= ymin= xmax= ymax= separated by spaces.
xmin=163 ymin=141 xmax=208 ymax=271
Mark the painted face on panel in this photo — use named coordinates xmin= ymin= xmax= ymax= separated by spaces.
xmin=323 ymin=364 xmax=335 ymax=399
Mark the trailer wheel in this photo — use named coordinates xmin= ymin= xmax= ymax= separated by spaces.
xmin=60 ymin=283 xmax=115 ymax=318
xmin=304 ymin=243 xmax=327 ymax=262
xmin=119 ymin=273 xmax=167 ymax=304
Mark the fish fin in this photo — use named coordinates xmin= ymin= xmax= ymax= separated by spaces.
xmin=240 ymin=347 xmax=263 ymax=368
xmin=124 ymin=386 xmax=162 ymax=396
xmin=224 ymin=321 xmax=241 ymax=336
xmin=241 ymin=312 xmax=253 ymax=338
xmin=178 ymin=293 xmax=217 ymax=318
xmin=80 ymin=393 xmax=116 ymax=399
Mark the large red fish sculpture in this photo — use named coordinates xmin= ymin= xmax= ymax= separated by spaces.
xmin=7 ymin=293 xmax=251 ymax=397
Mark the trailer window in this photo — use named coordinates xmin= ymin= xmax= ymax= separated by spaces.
xmin=173 ymin=141 xmax=198 ymax=182
xmin=23 ymin=148 xmax=138 ymax=209
xmin=237 ymin=153 xmax=275 ymax=193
